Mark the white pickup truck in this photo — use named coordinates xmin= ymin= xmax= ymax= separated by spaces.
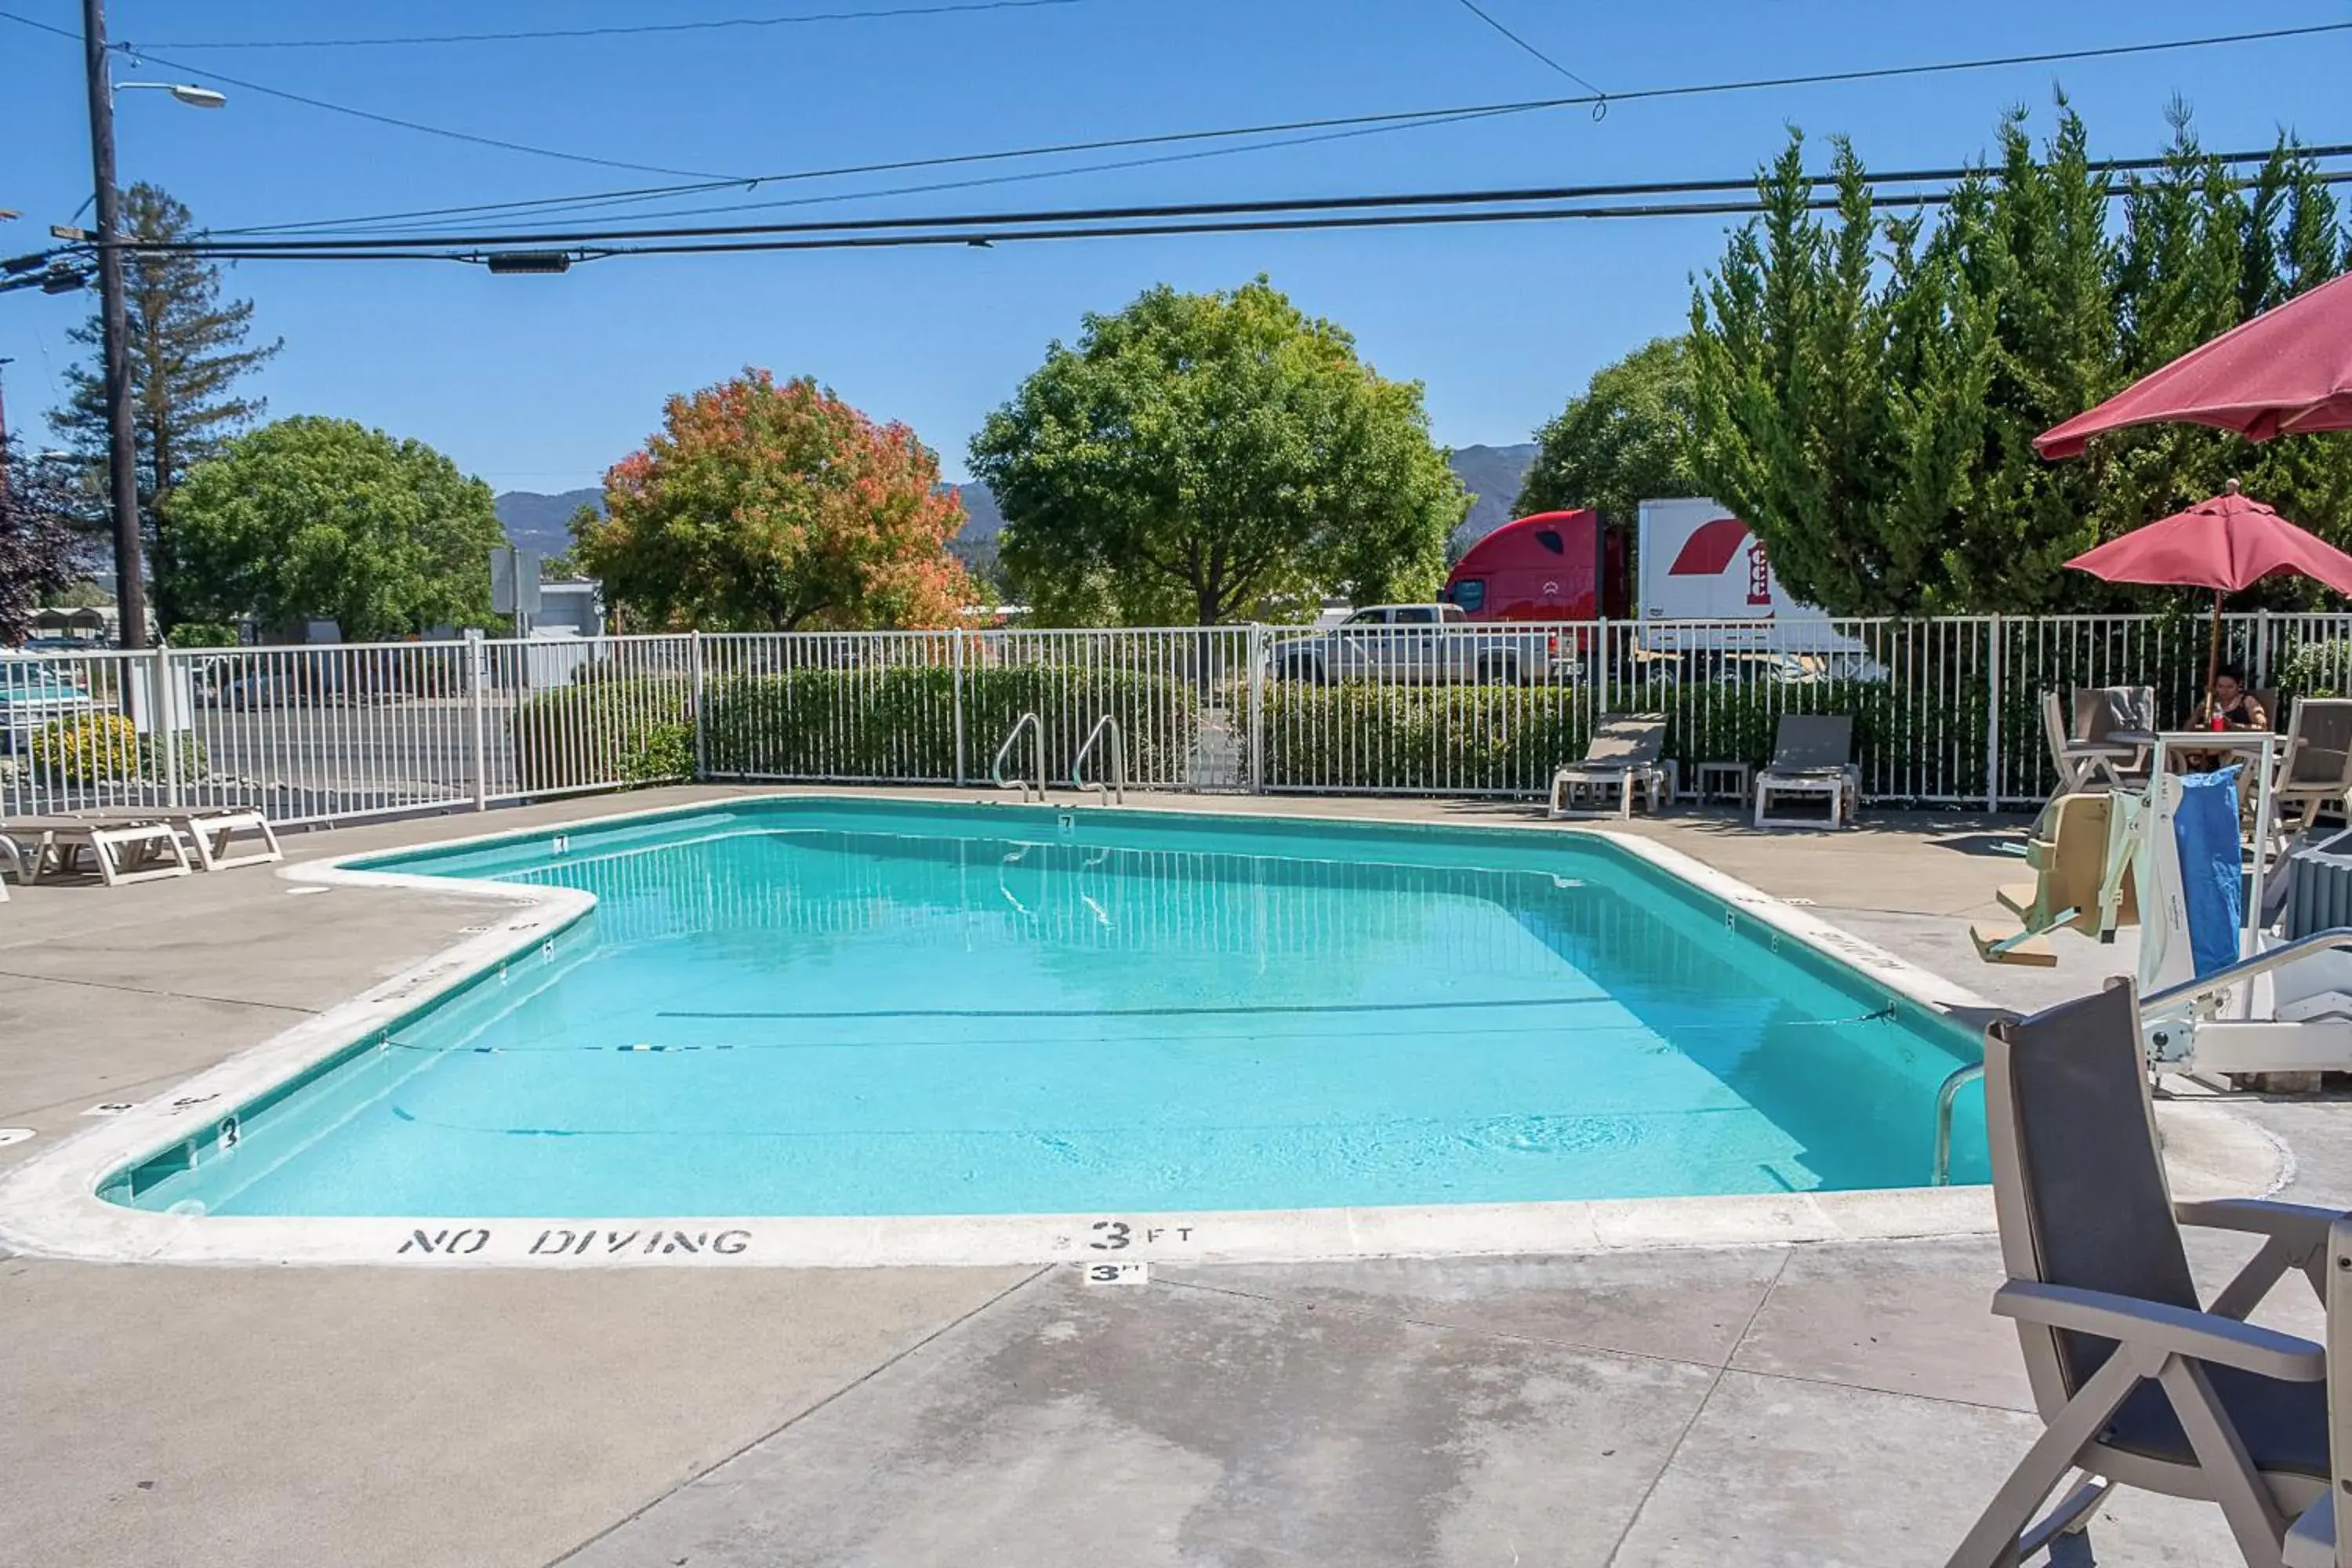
xmin=1267 ymin=604 xmax=1564 ymax=686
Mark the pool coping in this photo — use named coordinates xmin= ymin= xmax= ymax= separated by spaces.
xmin=0 ymin=791 xmax=2008 ymax=1268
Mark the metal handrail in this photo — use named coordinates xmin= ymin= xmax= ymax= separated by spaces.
xmin=990 ymin=712 xmax=1045 ymax=802
xmin=2140 ymin=926 xmax=2352 ymax=1018
xmin=1070 ymin=715 xmax=1127 ymax=804
xmin=1932 ymin=1062 xmax=1984 ymax=1186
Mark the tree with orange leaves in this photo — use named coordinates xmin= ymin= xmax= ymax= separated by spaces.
xmin=575 ymin=368 xmax=973 ymax=631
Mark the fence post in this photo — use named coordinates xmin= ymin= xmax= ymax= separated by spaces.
xmin=2254 ymin=609 xmax=2272 ymax=690
xmin=466 ymin=630 xmax=488 ymax=811
xmin=690 ymin=630 xmax=707 ymax=782
xmin=1984 ymin=614 xmax=2002 ymax=812
xmin=1248 ymin=623 xmax=1266 ymax=795
xmin=155 ymin=646 xmax=181 ymax=809
xmin=952 ymin=631 xmax=967 ymax=788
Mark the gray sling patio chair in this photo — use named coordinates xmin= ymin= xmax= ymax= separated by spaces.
xmin=1947 ymin=979 xmax=2341 ymax=1568
xmin=2272 ymin=699 xmax=2352 ymax=840
xmin=2281 ymin=1212 xmax=2352 ymax=1567
xmin=1547 ymin=713 xmax=1671 ymax=820
xmin=1752 ymin=713 xmax=1860 ymax=829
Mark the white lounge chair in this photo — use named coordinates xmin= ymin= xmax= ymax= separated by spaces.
xmin=2043 ymin=689 xmax=2149 ymax=802
xmin=1751 ymin=714 xmax=1860 ymax=829
xmin=1548 ymin=714 xmax=1671 ymax=820
xmin=65 ymin=806 xmax=283 ymax=872
xmin=1 ymin=815 xmax=191 ymax=886
xmin=1947 ymin=980 xmax=2339 ymax=1568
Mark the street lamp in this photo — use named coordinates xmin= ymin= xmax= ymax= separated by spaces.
xmin=117 ymin=82 xmax=229 ymax=110
xmin=82 ymin=0 xmax=227 ymax=649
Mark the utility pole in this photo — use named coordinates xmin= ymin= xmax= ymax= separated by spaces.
xmin=82 ymin=0 xmax=148 ymax=648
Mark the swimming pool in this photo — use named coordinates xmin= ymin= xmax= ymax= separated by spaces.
xmin=97 ymin=799 xmax=1991 ymax=1232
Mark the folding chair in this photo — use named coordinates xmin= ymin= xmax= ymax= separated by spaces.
xmin=1947 ymin=980 xmax=2339 ymax=1568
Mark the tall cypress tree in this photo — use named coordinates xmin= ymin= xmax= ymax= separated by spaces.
xmin=1690 ymin=104 xmax=2350 ymax=615
xmin=53 ymin=183 xmax=280 ymax=632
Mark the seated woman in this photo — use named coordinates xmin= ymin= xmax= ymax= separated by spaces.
xmin=2183 ymin=665 xmax=2269 ymax=775
xmin=2194 ymin=666 xmax=2268 ymax=731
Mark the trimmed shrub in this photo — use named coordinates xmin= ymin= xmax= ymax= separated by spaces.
xmin=1243 ymin=673 xmax=1992 ymax=802
xmin=510 ymin=676 xmax=694 ymax=792
xmin=702 ymin=666 xmax=1202 ymax=784
xmin=25 ymin=715 xmax=206 ymax=783
xmin=29 ymin=713 xmax=141 ymax=782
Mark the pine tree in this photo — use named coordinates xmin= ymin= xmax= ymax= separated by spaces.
xmin=53 ymin=183 xmax=280 ymax=633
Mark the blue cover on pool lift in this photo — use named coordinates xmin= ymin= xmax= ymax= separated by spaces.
xmin=2174 ymin=764 xmax=2245 ymax=978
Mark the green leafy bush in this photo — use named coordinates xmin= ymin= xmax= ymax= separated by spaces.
xmin=510 ymin=676 xmax=694 ymax=792
xmin=1243 ymin=673 xmax=1992 ymax=802
xmin=28 ymin=713 xmax=140 ymax=782
xmin=702 ymin=666 xmax=1202 ymax=783
xmin=166 ymin=622 xmax=240 ymax=649
xmin=2278 ymin=639 xmax=2352 ymax=701
xmin=620 ymin=721 xmax=695 ymax=785
xmin=25 ymin=715 xmax=207 ymax=783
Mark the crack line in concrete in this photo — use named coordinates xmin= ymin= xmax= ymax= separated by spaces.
xmin=544 ymin=1263 xmax=1053 ymax=1567
xmin=1602 ymin=1246 xmax=1796 ymax=1567
xmin=0 ymin=967 xmax=321 ymax=1017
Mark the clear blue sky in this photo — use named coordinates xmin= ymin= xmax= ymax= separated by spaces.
xmin=2 ymin=1 xmax=2346 ymax=492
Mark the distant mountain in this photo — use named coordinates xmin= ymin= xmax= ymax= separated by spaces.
xmin=1446 ymin=442 xmax=1540 ymax=556
xmin=494 ymin=488 xmax=602 ymax=560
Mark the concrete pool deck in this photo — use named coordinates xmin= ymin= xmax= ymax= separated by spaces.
xmin=0 ymin=784 xmax=2339 ymax=1566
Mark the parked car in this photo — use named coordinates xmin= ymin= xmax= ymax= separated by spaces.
xmin=0 ymin=659 xmax=103 ymax=753
xmin=1268 ymin=604 xmax=1566 ymax=685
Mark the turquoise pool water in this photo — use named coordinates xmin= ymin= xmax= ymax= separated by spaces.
xmin=109 ymin=800 xmax=1989 ymax=1217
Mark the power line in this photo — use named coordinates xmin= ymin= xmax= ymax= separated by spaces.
xmin=1445 ymin=0 xmax=1606 ymax=101
xmin=134 ymin=141 xmax=2352 ymax=255
xmin=0 ymin=9 xmax=744 ymax=180
xmin=298 ymin=106 xmax=1539 ymax=239
xmin=198 ymin=18 xmax=2352 ymax=241
xmin=131 ymin=0 xmax=1094 ymax=49
xmin=161 ymin=168 xmax=2352 ymax=269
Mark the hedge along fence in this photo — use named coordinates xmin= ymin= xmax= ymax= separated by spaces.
xmin=509 ymin=675 xmax=695 ymax=793
xmin=1247 ymin=676 xmax=1996 ymax=803
xmin=700 ymin=666 xmax=1209 ymax=786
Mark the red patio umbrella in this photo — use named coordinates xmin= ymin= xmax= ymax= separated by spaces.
xmin=2066 ymin=482 xmax=2352 ymax=707
xmin=2037 ymin=270 xmax=2352 ymax=458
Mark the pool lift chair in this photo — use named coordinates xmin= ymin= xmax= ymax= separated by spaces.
xmin=1977 ymin=731 xmax=2352 ymax=1077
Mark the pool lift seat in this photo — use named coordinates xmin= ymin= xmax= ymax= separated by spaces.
xmin=1971 ymin=790 xmax=2140 ymax=968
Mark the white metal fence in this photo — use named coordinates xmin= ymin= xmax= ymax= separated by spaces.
xmin=6 ymin=612 xmax=2350 ymax=828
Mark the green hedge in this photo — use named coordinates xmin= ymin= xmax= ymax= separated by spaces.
xmin=702 ymin=667 xmax=1201 ymax=783
xmin=1246 ymin=676 xmax=1994 ymax=800
xmin=510 ymin=676 xmax=694 ymax=792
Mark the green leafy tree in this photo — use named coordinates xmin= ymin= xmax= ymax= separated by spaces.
xmin=0 ymin=437 xmax=93 ymax=645
xmin=971 ymin=278 xmax=1466 ymax=625
xmin=575 ymin=369 xmax=972 ymax=632
xmin=1513 ymin=337 xmax=1705 ymax=525
xmin=169 ymin=416 xmax=504 ymax=640
xmin=53 ymin=183 xmax=281 ymax=632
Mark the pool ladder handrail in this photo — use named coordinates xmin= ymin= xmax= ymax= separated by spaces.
xmin=991 ymin=711 xmax=1045 ymax=801
xmin=1071 ymin=714 xmax=1127 ymax=804
xmin=1931 ymin=1061 xmax=1984 ymax=1186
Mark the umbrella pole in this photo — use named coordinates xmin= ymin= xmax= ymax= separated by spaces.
xmin=2205 ymin=589 xmax=2224 ymax=719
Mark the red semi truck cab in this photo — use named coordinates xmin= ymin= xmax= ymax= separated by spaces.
xmin=1442 ymin=510 xmax=1629 ymax=622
